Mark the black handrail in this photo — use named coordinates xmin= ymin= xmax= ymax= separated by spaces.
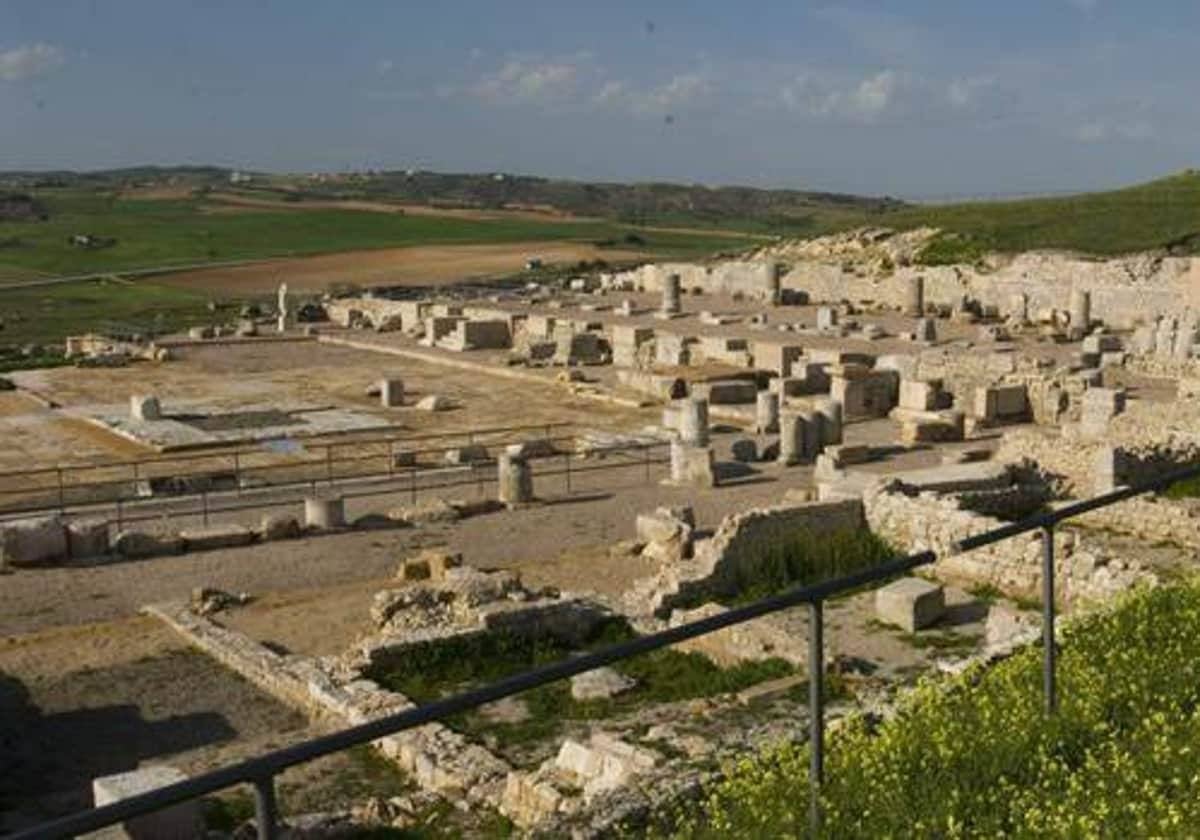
xmin=12 ymin=459 xmax=1200 ymax=840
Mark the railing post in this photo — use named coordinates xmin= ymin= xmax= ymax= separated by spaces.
xmin=202 ymin=491 xmax=209 ymax=526
xmin=565 ymin=454 xmax=572 ymax=494
xmin=57 ymin=467 xmax=65 ymax=514
xmin=326 ymin=446 xmax=333 ymax=487
xmin=234 ymin=452 xmax=242 ymax=497
xmin=808 ymin=598 xmax=824 ymax=838
xmin=1042 ymin=524 xmax=1057 ymax=715
xmin=253 ymin=775 xmax=279 ymax=840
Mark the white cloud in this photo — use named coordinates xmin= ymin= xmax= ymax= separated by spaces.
xmin=472 ymin=58 xmax=579 ymax=104
xmin=781 ymin=69 xmax=900 ymax=121
xmin=947 ymin=75 xmax=995 ymax=108
xmin=0 ymin=43 xmax=65 ymax=82
xmin=1065 ymin=0 xmax=1098 ymax=11
xmin=592 ymin=73 xmax=713 ymax=114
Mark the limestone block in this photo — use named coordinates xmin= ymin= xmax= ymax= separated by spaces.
xmin=0 ymin=516 xmax=68 ymax=568
xmin=698 ymin=380 xmax=758 ymax=405
xmin=899 ymin=379 xmax=939 ymax=411
xmin=66 ymin=518 xmax=109 ymax=561
xmin=570 ymin=667 xmax=637 ymax=701
xmin=389 ymin=498 xmax=461 ymax=526
xmin=875 ymin=577 xmax=945 ymax=632
xmin=305 ymin=496 xmax=345 ymax=529
xmin=92 ymin=765 xmax=202 ymax=840
xmin=416 ymin=394 xmax=452 ymax=411
xmin=113 ymin=530 xmax=184 ymax=559
xmin=179 ymin=524 xmax=255 ymax=552
xmin=755 ymin=390 xmax=780 ymax=433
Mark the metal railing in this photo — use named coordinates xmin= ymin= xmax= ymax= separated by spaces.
xmin=13 ymin=460 xmax=1200 ymax=840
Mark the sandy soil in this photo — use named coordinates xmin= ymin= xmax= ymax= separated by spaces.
xmin=152 ymin=241 xmax=647 ymax=295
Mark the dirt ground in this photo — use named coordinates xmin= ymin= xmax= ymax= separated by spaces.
xmin=152 ymin=241 xmax=647 ymax=295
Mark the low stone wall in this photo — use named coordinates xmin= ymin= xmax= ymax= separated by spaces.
xmin=862 ymin=484 xmax=1154 ymax=607
xmin=625 ymin=499 xmax=864 ymax=616
xmin=1075 ymin=495 xmax=1200 ymax=550
xmin=145 ymin=602 xmax=512 ymax=805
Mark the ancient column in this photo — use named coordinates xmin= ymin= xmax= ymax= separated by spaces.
xmin=903 ymin=275 xmax=925 ymax=317
xmin=661 ymin=273 xmax=682 ymax=316
xmin=777 ymin=412 xmax=807 ymax=466
xmin=304 ymin=495 xmax=345 ymax=529
xmin=763 ymin=261 xmax=782 ymax=306
xmin=380 ymin=378 xmax=405 ymax=407
xmin=816 ymin=398 xmax=843 ymax=447
xmin=755 ymin=390 xmax=780 ymax=434
xmin=679 ymin=397 xmax=710 ymax=446
xmin=1069 ymin=289 xmax=1091 ymax=335
xmin=497 ymin=453 xmax=534 ymax=506
xmin=798 ymin=409 xmax=821 ymax=461
xmin=1009 ymin=292 xmax=1029 ymax=324
xmin=915 ymin=317 xmax=937 ymax=343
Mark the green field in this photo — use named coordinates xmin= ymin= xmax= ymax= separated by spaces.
xmin=671 ymin=580 xmax=1200 ymax=838
xmin=0 ymin=190 xmax=750 ymax=282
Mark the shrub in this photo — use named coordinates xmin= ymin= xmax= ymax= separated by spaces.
xmin=671 ymin=581 xmax=1200 ymax=838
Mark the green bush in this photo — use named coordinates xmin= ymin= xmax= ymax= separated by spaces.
xmin=914 ymin=232 xmax=988 ymax=266
xmin=722 ymin=529 xmax=896 ymax=606
xmin=671 ymin=581 xmax=1200 ymax=838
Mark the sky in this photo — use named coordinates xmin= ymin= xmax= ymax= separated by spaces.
xmin=1 ymin=0 xmax=1197 ymax=198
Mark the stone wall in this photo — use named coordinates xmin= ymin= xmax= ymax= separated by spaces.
xmin=862 ymin=484 xmax=1154 ymax=606
xmin=625 ymin=499 xmax=864 ymax=616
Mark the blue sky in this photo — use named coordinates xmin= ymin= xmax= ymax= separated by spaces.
xmin=1 ymin=0 xmax=1197 ymax=198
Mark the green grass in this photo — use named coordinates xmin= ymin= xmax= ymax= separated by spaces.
xmin=0 ymin=277 xmax=215 ymax=346
xmin=369 ymin=622 xmax=793 ymax=749
xmin=0 ymin=190 xmax=749 ymax=280
xmin=720 ymin=529 xmax=897 ymax=607
xmin=1163 ymin=474 xmax=1200 ymax=500
xmin=669 ymin=580 xmax=1200 ymax=838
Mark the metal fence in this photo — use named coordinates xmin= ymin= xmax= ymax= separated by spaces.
xmin=0 ymin=421 xmax=577 ymax=521
xmin=13 ymin=460 xmax=1200 ymax=840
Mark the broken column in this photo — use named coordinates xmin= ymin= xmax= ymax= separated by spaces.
xmin=815 ymin=398 xmax=843 ymax=447
xmin=763 ymin=261 xmax=782 ymax=306
xmin=1069 ymin=288 xmax=1091 ymax=338
xmin=497 ymin=452 xmax=534 ymax=506
xmin=903 ymin=275 xmax=925 ymax=317
xmin=1009 ymin=292 xmax=1029 ymax=324
xmin=659 ymin=273 xmax=682 ymax=317
xmin=777 ymin=412 xmax=809 ymax=466
xmin=755 ymin=390 xmax=780 ymax=434
xmin=915 ymin=317 xmax=937 ymax=343
xmin=380 ymin=378 xmax=405 ymax=407
xmin=130 ymin=394 xmax=161 ymax=422
xmin=668 ymin=439 xmax=716 ymax=487
xmin=797 ymin=409 xmax=821 ymax=460
xmin=679 ymin=397 xmax=710 ymax=446
xmin=816 ymin=306 xmax=839 ymax=331
xmin=304 ymin=495 xmax=345 ymax=529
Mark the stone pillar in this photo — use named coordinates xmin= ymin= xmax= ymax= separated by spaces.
xmin=678 ymin=397 xmax=710 ymax=446
xmin=777 ymin=412 xmax=808 ymax=466
xmin=669 ymin=440 xmax=716 ymax=487
xmin=130 ymin=394 xmax=161 ymax=422
xmin=816 ymin=398 xmax=843 ymax=447
xmin=380 ymin=378 xmax=405 ymax=407
xmin=816 ymin=306 xmax=838 ymax=331
xmin=798 ymin=409 xmax=821 ymax=460
xmin=764 ymin=261 xmax=782 ymax=306
xmin=660 ymin=273 xmax=682 ymax=316
xmin=1173 ymin=316 xmax=1196 ymax=361
xmin=1069 ymin=289 xmax=1091 ymax=336
xmin=903 ymin=275 xmax=925 ymax=317
xmin=755 ymin=390 xmax=780 ymax=434
xmin=1009 ymin=292 xmax=1029 ymax=324
xmin=497 ymin=452 xmax=534 ymax=506
xmin=915 ymin=318 xmax=937 ymax=343
xmin=305 ymin=495 xmax=345 ymax=529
